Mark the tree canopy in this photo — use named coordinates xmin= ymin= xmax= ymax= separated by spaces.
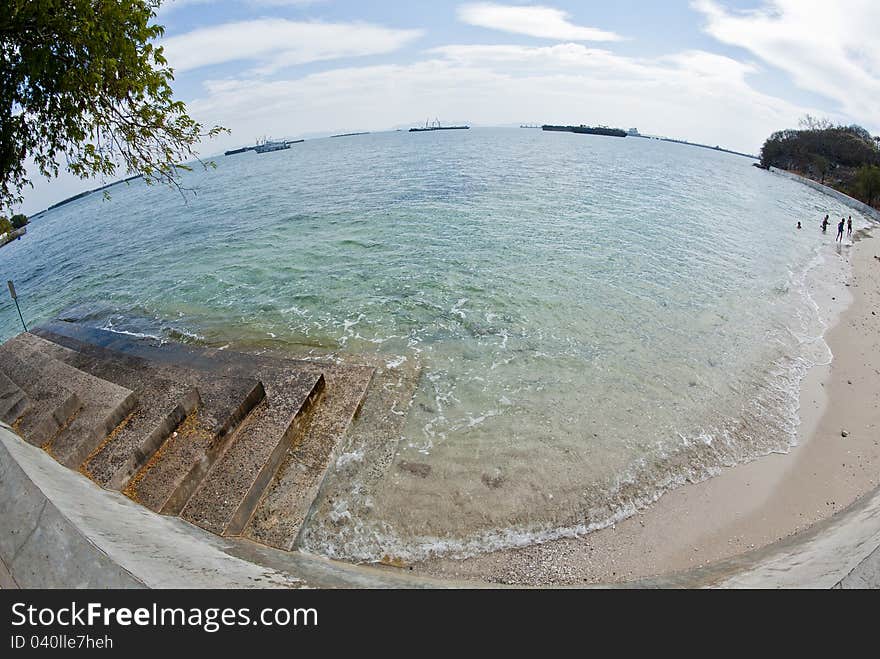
xmin=856 ymin=165 xmax=880 ymax=207
xmin=0 ymin=0 xmax=224 ymax=211
xmin=760 ymin=117 xmax=880 ymax=208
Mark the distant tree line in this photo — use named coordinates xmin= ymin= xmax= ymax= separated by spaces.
xmin=760 ymin=116 xmax=880 ymax=208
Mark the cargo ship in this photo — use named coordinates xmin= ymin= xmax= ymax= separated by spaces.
xmin=331 ymin=132 xmax=370 ymax=138
xmin=542 ymin=125 xmax=627 ymax=138
xmin=224 ymin=146 xmax=255 ymax=156
xmin=226 ymin=137 xmax=304 ymax=155
xmin=410 ymin=118 xmax=469 ymax=133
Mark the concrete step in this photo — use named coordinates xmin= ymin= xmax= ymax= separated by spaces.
xmin=84 ymin=389 xmax=201 ymax=490
xmin=180 ymin=372 xmax=325 ymax=536
xmin=243 ymin=366 xmax=374 ymax=550
xmin=35 ymin=325 xmax=272 ymax=444
xmin=27 ymin=330 xmax=203 ymax=488
xmin=0 ymin=347 xmax=81 ymax=446
xmin=124 ymin=378 xmax=266 ymax=514
xmin=0 ymin=334 xmax=136 ymax=466
xmin=0 ymin=371 xmax=30 ymax=424
xmin=289 ymin=358 xmax=422 ymax=554
xmin=28 ymin=320 xmax=379 ymax=548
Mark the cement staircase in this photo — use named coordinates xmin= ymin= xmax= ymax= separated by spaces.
xmin=0 ymin=322 xmax=374 ymax=554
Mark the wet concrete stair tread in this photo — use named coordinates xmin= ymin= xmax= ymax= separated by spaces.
xmin=285 ymin=359 xmax=422 ymax=553
xmin=244 ymin=366 xmax=374 ymax=550
xmin=34 ymin=327 xmax=258 ymax=438
xmin=180 ymin=371 xmax=325 ymax=536
xmin=126 ymin=377 xmax=266 ymax=514
xmin=38 ymin=321 xmax=331 ymax=387
xmin=0 ymin=334 xmax=136 ymax=465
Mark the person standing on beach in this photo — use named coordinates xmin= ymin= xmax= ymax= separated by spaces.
xmin=847 ymin=216 xmax=853 ymax=236
xmin=836 ymin=218 xmax=845 ymax=242
xmin=822 ymin=215 xmax=829 ymax=233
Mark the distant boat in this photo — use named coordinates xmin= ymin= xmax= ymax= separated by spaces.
xmin=253 ymin=137 xmax=304 ymax=154
xmin=331 ymin=132 xmax=370 ymax=138
xmin=224 ymin=146 xmax=255 ymax=156
xmin=542 ymin=124 xmax=627 ymax=138
xmin=410 ymin=118 xmax=469 ymax=133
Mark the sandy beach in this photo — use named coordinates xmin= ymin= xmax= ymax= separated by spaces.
xmin=412 ymin=224 xmax=880 ymax=585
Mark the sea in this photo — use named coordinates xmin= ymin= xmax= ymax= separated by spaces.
xmin=0 ymin=128 xmax=870 ymax=561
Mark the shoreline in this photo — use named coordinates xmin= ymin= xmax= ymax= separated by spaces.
xmin=410 ymin=225 xmax=880 ymax=585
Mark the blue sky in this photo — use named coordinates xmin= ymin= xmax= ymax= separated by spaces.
xmin=17 ymin=1 xmax=880 ymax=214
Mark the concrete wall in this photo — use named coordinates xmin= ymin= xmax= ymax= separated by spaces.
xmin=771 ymin=167 xmax=880 ymax=223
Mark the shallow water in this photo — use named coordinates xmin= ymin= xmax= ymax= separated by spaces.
xmin=0 ymin=128 xmax=869 ymax=560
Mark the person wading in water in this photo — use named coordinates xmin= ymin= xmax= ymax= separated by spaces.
xmin=847 ymin=216 xmax=853 ymax=237
xmin=822 ymin=215 xmax=830 ymax=233
xmin=836 ymin=217 xmax=845 ymax=242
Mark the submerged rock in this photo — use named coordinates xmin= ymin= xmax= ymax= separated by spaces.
xmin=398 ymin=460 xmax=432 ymax=478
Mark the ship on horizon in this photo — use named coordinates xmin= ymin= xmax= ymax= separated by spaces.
xmin=409 ymin=118 xmax=469 ymax=133
xmin=226 ymin=136 xmax=305 ymax=155
xmin=542 ymin=124 xmax=627 ymax=138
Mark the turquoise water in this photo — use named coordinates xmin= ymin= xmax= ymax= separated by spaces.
xmin=0 ymin=128 xmax=868 ymax=560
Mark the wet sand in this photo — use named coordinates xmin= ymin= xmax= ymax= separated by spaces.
xmin=411 ymin=227 xmax=880 ymax=585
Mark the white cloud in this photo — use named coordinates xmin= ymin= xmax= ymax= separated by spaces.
xmin=457 ymin=3 xmax=622 ymax=42
xmin=157 ymin=0 xmax=324 ymax=16
xmin=186 ymin=42 xmax=815 ymax=156
xmin=693 ymin=0 xmax=880 ymax=130
xmin=160 ymin=19 xmax=424 ymax=73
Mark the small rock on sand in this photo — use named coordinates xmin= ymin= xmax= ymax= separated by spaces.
xmin=398 ymin=460 xmax=432 ymax=478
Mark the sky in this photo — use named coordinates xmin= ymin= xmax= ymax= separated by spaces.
xmin=16 ymin=0 xmax=880 ymax=215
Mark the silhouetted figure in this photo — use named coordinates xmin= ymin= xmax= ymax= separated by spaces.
xmin=836 ymin=218 xmax=845 ymax=242
xmin=847 ymin=216 xmax=852 ymax=236
xmin=821 ymin=215 xmax=829 ymax=233
xmin=797 ymin=221 xmax=802 ymax=229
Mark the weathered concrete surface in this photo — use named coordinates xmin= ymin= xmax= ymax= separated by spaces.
xmin=125 ymin=379 xmax=265 ymax=514
xmin=181 ymin=373 xmax=324 ymax=536
xmin=35 ymin=321 xmax=376 ymax=545
xmin=0 ymin=423 xmax=471 ymax=588
xmin=244 ymin=364 xmax=374 ymax=550
xmin=0 ymin=334 xmax=137 ymax=467
xmin=708 ymin=483 xmax=880 ymax=588
xmin=0 ymin=371 xmax=29 ymax=423
xmin=0 ymin=424 xmax=143 ymax=588
xmin=0 ymin=345 xmax=80 ymax=444
xmin=28 ymin=331 xmax=203 ymax=488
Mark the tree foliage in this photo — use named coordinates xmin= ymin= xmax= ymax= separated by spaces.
xmin=10 ymin=212 xmax=28 ymax=228
xmin=0 ymin=0 xmax=225 ymax=211
xmin=760 ymin=117 xmax=880 ymax=207
xmin=856 ymin=165 xmax=880 ymax=207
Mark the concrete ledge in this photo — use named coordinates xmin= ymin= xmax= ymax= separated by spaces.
xmin=671 ymin=484 xmax=880 ymax=588
xmin=0 ymin=425 xmax=142 ymax=588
